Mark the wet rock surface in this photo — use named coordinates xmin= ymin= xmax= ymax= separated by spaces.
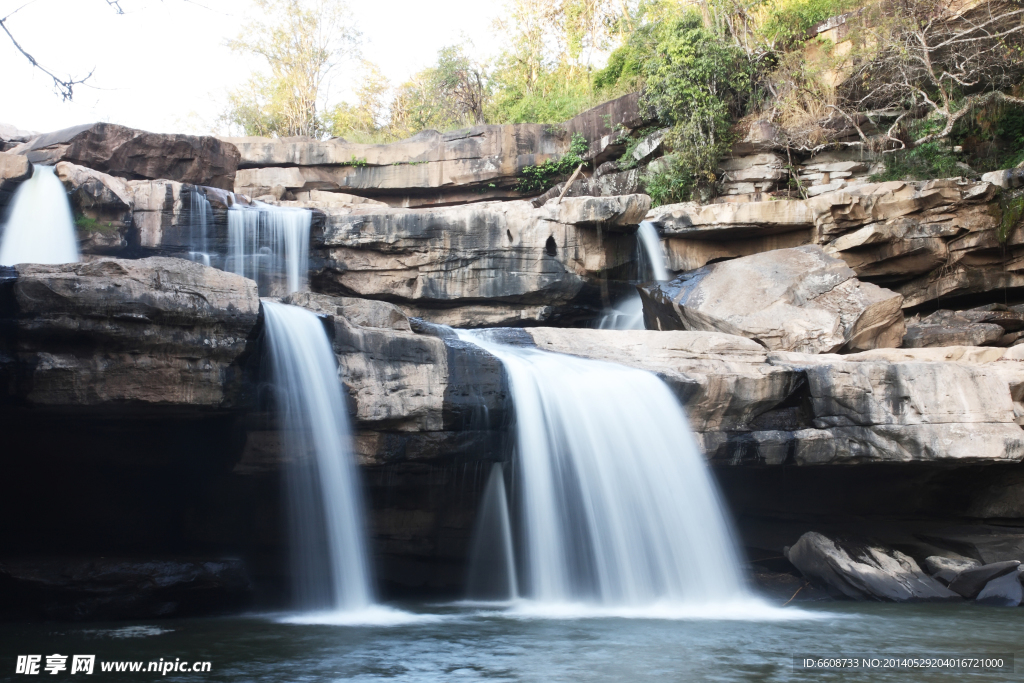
xmin=785 ymin=532 xmax=960 ymax=601
xmin=0 ymin=558 xmax=252 ymax=620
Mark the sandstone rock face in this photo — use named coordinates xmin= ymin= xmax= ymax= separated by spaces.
xmin=511 ymin=327 xmax=1024 ymax=466
xmin=904 ymin=306 xmax=1024 ymax=348
xmin=226 ymin=94 xmax=644 ymax=208
xmin=639 ymin=245 xmax=905 ymax=353
xmin=55 ymin=162 xmax=134 ymax=255
xmin=229 ymin=125 xmax=565 ymax=207
xmin=647 ymin=179 xmax=1010 ymax=313
xmin=10 ymin=123 xmax=240 ymax=190
xmin=0 ymin=258 xmax=259 ymax=407
xmin=531 ymin=169 xmax=641 ymax=207
xmin=786 ymin=532 xmax=961 ymax=601
xmin=0 ymin=150 xmax=32 ymax=210
xmin=313 ymin=195 xmax=650 ymax=326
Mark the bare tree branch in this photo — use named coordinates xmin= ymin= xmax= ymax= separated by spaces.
xmin=1 ymin=0 xmax=137 ymax=100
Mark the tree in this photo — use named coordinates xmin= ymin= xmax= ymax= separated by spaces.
xmin=841 ymin=0 xmax=1024 ymax=151
xmin=488 ymin=0 xmax=637 ymax=123
xmin=225 ymin=0 xmax=360 ymax=138
xmin=323 ymin=61 xmax=392 ymax=140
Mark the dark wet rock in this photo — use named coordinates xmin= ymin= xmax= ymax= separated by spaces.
xmin=0 ymin=558 xmax=252 ymax=621
xmin=922 ymin=555 xmax=981 ymax=585
xmin=918 ymin=526 xmax=1024 ymax=565
xmin=785 ymin=532 xmax=961 ymax=601
xmin=904 ymin=306 xmax=1024 ymax=348
xmin=947 ymin=561 xmax=1021 ymax=599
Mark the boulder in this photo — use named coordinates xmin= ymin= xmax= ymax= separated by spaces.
xmin=0 ymin=122 xmax=36 ymax=151
xmin=0 ymin=258 xmax=259 ymax=408
xmin=947 ymin=560 xmax=1021 ymax=599
xmin=785 ymin=531 xmax=960 ymax=601
xmin=639 ymin=245 xmax=905 ymax=353
xmin=923 ymin=555 xmax=981 ymax=585
xmin=974 ymin=570 xmax=1022 ymax=606
xmin=9 ymin=123 xmax=240 ymax=190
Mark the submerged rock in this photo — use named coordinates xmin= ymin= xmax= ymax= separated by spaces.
xmin=639 ymin=245 xmax=905 ymax=353
xmin=785 ymin=532 xmax=960 ymax=601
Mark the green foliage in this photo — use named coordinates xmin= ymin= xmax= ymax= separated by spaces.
xmin=638 ymin=10 xmax=753 ymax=200
xmin=759 ymin=0 xmax=858 ymax=47
xmin=488 ymin=67 xmax=597 ymax=124
xmin=342 ymin=156 xmax=368 ymax=167
xmin=999 ymin=189 xmax=1024 ymax=244
xmin=870 ymin=142 xmax=962 ymax=182
xmin=223 ymin=0 xmax=360 ymax=138
xmin=615 ymin=126 xmax=658 ymax=170
xmin=74 ymin=216 xmax=117 ymax=233
xmin=640 ymin=155 xmax=692 ymax=207
xmin=515 ymin=132 xmax=589 ymax=193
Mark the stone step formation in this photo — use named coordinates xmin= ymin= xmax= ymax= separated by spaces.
xmin=2 ymin=93 xmax=1024 ymax=617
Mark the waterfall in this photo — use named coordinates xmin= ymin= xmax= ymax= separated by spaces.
xmin=0 ymin=165 xmax=80 ymax=266
xmin=466 ymin=463 xmax=519 ymax=601
xmin=458 ymin=330 xmax=749 ymax=608
xmin=262 ymin=301 xmax=373 ymax=611
xmin=597 ymin=221 xmax=668 ymax=330
xmin=228 ymin=203 xmax=311 ymax=295
xmin=187 ymin=187 xmax=213 ymax=267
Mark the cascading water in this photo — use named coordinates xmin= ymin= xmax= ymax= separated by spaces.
xmin=597 ymin=221 xmax=668 ymax=330
xmin=0 ymin=165 xmax=80 ymax=266
xmin=228 ymin=203 xmax=311 ymax=295
xmin=458 ymin=330 xmax=750 ymax=609
xmin=262 ymin=301 xmax=373 ymax=612
xmin=187 ymin=188 xmax=214 ymax=267
xmin=465 ymin=463 xmax=519 ymax=601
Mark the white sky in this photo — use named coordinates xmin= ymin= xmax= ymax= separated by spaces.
xmin=0 ymin=0 xmax=504 ymax=136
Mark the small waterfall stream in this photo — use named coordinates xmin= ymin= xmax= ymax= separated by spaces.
xmin=597 ymin=221 xmax=668 ymax=330
xmin=228 ymin=203 xmax=311 ymax=295
xmin=466 ymin=463 xmax=519 ymax=601
xmin=262 ymin=301 xmax=373 ymax=612
xmin=0 ymin=165 xmax=80 ymax=266
xmin=187 ymin=187 xmax=214 ymax=267
xmin=459 ymin=330 xmax=750 ymax=609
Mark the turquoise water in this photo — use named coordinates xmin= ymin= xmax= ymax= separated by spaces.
xmin=1 ymin=602 xmax=1020 ymax=682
